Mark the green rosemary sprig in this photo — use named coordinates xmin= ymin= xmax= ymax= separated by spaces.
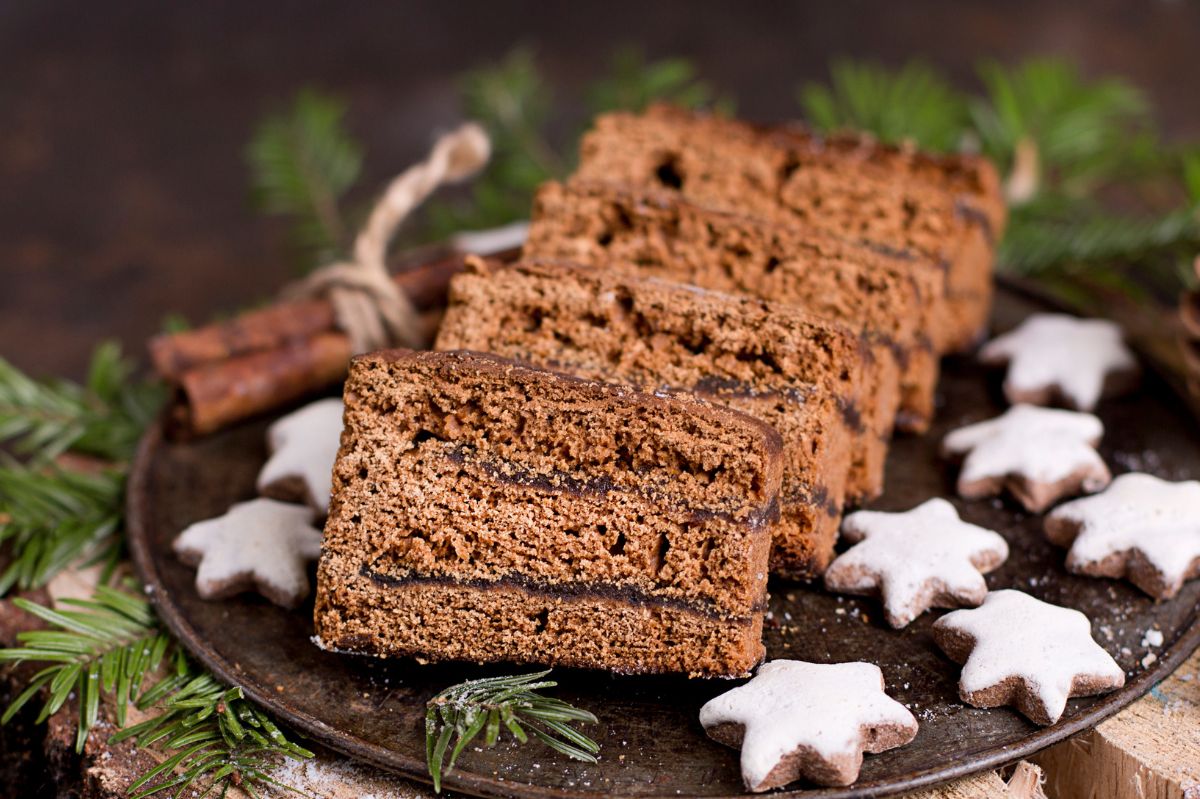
xmin=425 ymin=670 xmax=599 ymax=793
xmin=247 ymin=89 xmax=363 ymax=268
xmin=0 ymin=586 xmax=313 ymax=799
xmin=0 ymin=343 xmax=162 ymax=464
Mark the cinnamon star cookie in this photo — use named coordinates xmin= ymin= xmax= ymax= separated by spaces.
xmin=699 ymin=659 xmax=918 ymax=790
xmin=174 ymin=498 xmax=323 ymax=608
xmin=933 ymin=589 xmax=1125 ymax=725
xmin=941 ymin=404 xmax=1111 ymax=512
xmin=979 ymin=314 xmax=1139 ymax=411
xmin=257 ymin=398 xmax=344 ymax=514
xmin=824 ymin=499 xmax=1009 ymax=628
xmin=1045 ymin=472 xmax=1200 ymax=599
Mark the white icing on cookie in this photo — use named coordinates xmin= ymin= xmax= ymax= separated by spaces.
xmin=824 ymin=499 xmax=1009 ymax=628
xmin=933 ymin=589 xmax=1124 ymax=725
xmin=699 ymin=660 xmax=917 ymax=790
xmin=941 ymin=404 xmax=1110 ymax=511
xmin=1045 ymin=472 xmax=1200 ymax=598
xmin=256 ymin=398 xmax=344 ymax=513
xmin=979 ymin=314 xmax=1138 ymax=411
xmin=173 ymin=498 xmax=323 ymax=608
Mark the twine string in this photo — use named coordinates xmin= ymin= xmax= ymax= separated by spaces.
xmin=284 ymin=122 xmax=491 ymax=353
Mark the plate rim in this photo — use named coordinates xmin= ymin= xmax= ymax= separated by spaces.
xmin=126 ymin=279 xmax=1200 ymax=799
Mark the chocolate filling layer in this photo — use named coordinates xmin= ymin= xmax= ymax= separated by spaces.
xmin=440 ymin=442 xmax=781 ymax=529
xmin=357 ymin=563 xmax=767 ymax=620
xmin=954 ymin=200 xmax=996 ymax=245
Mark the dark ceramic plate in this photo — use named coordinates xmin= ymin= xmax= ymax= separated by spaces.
xmin=127 ymin=284 xmax=1200 ymax=798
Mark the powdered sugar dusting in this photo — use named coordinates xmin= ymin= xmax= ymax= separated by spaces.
xmin=934 ymin=590 xmax=1124 ymax=725
xmin=1047 ymin=472 xmax=1200 ymax=598
xmin=257 ymin=398 xmax=345 ymax=514
xmin=699 ymin=660 xmax=916 ymax=790
xmin=979 ymin=313 xmax=1137 ymax=411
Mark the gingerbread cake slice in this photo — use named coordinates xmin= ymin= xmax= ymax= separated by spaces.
xmin=572 ymin=104 xmax=1005 ymax=351
xmin=525 ymin=179 xmax=942 ymax=432
xmin=435 ymin=259 xmax=875 ymax=576
xmin=314 ymin=349 xmax=783 ymax=677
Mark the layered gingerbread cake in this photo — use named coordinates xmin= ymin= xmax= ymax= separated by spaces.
xmin=573 ymin=104 xmax=1005 ymax=351
xmin=524 ymin=179 xmax=943 ymax=431
xmin=435 ymin=259 xmax=876 ymax=575
xmin=314 ymin=349 xmax=783 ymax=677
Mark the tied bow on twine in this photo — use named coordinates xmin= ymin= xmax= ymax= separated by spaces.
xmin=283 ymin=122 xmax=492 ymax=354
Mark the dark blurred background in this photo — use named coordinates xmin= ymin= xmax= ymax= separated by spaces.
xmin=3 ymin=0 xmax=1199 ymax=378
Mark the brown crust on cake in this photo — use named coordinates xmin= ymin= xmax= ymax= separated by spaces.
xmin=314 ymin=561 xmax=766 ymax=678
xmin=315 ymin=349 xmax=781 ymax=676
xmin=525 ymin=179 xmax=942 ymax=433
xmin=573 ymin=105 xmax=1003 ymax=351
xmin=435 ymin=260 xmax=871 ymax=575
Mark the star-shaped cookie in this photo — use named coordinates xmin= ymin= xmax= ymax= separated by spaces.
xmin=941 ymin=404 xmax=1111 ymax=512
xmin=823 ymin=499 xmax=1009 ymax=628
xmin=979 ymin=314 xmax=1139 ymax=411
xmin=1045 ymin=472 xmax=1200 ymax=599
xmin=256 ymin=398 xmax=344 ymax=514
xmin=699 ymin=659 xmax=918 ymax=790
xmin=932 ymin=589 xmax=1125 ymax=725
xmin=173 ymin=498 xmax=323 ymax=608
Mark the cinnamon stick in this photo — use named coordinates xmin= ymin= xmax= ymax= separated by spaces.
xmin=151 ymin=249 xmax=470 ymax=379
xmin=153 ymin=248 xmax=502 ymax=438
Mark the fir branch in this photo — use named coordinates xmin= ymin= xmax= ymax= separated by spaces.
xmin=1001 ymin=201 xmax=1200 ymax=277
xmin=0 ymin=587 xmax=313 ymax=798
xmin=424 ymin=45 xmax=729 ymax=239
xmin=586 ymin=47 xmax=728 ymax=116
xmin=0 ymin=586 xmax=167 ymax=750
xmin=247 ymin=89 xmax=363 ymax=267
xmin=424 ymin=48 xmax=560 ymax=238
xmin=798 ymin=59 xmax=969 ymax=152
xmin=425 ymin=670 xmax=598 ymax=793
xmin=0 ymin=342 xmax=163 ymax=464
xmin=0 ymin=464 xmax=124 ymax=595
xmin=0 ymin=344 xmax=162 ymax=596
xmin=970 ymin=58 xmax=1152 ymax=195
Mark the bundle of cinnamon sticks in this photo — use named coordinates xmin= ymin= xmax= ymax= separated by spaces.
xmin=150 ymin=247 xmax=515 ymax=437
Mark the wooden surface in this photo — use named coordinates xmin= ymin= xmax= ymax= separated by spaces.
xmin=5 ymin=2 xmax=1200 ymax=796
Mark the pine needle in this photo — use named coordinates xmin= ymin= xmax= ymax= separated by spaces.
xmin=970 ymin=58 xmax=1151 ymax=194
xmin=798 ymin=59 xmax=969 ymax=152
xmin=0 ymin=342 xmax=162 ymax=464
xmin=247 ymin=89 xmax=363 ymax=268
xmin=424 ymin=670 xmax=598 ymax=793
xmin=0 ymin=588 xmax=313 ymax=798
xmin=587 ymin=46 xmax=729 ymax=116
